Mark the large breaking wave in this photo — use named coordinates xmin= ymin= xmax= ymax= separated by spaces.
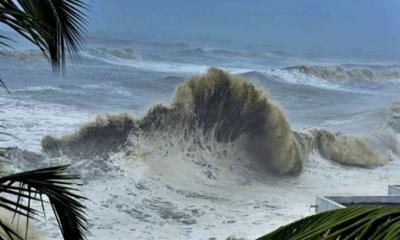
xmin=42 ymin=68 xmax=302 ymax=175
xmin=40 ymin=68 xmax=397 ymax=178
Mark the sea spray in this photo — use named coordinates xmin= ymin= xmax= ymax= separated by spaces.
xmin=42 ymin=113 xmax=136 ymax=158
xmin=173 ymin=68 xmax=302 ymax=174
xmin=369 ymin=102 xmax=400 ymax=158
xmin=386 ymin=103 xmax=400 ymax=132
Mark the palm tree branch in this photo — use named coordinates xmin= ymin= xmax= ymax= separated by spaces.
xmin=0 ymin=219 xmax=24 ymax=240
xmin=258 ymin=206 xmax=400 ymax=240
xmin=0 ymin=165 xmax=87 ymax=240
xmin=0 ymin=34 xmax=12 ymax=48
xmin=0 ymin=0 xmax=87 ymax=71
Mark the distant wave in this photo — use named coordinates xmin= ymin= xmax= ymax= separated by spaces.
xmin=0 ymin=47 xmax=366 ymax=91
xmin=0 ymin=47 xmax=143 ymax=61
xmin=211 ymin=49 xmax=258 ymax=57
xmin=12 ymin=84 xmax=105 ymax=95
xmin=239 ymin=69 xmax=371 ymax=93
xmin=263 ymin=68 xmax=358 ymax=92
xmin=81 ymin=52 xmax=209 ymax=74
xmin=174 ymin=47 xmax=261 ymax=58
xmin=0 ymin=49 xmax=44 ymax=61
xmin=82 ymin=50 xmax=252 ymax=74
xmin=80 ymin=48 xmax=368 ymax=92
xmin=138 ymin=41 xmax=189 ymax=48
xmin=83 ymin=47 xmax=142 ymax=60
xmin=284 ymin=64 xmax=400 ymax=83
xmin=269 ymin=50 xmax=295 ymax=58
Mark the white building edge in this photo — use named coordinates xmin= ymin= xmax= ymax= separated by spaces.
xmin=315 ymin=185 xmax=400 ymax=213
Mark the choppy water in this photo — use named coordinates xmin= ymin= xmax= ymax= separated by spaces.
xmin=1 ymin=35 xmax=400 ymax=239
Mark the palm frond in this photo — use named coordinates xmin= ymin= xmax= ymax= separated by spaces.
xmin=0 ymin=34 xmax=12 ymax=48
xmin=258 ymin=206 xmax=400 ymax=240
xmin=0 ymin=78 xmax=10 ymax=95
xmin=0 ymin=78 xmax=8 ymax=90
xmin=0 ymin=165 xmax=87 ymax=240
xmin=0 ymin=0 xmax=87 ymax=71
xmin=0 ymin=219 xmax=24 ymax=240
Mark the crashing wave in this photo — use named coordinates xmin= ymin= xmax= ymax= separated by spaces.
xmin=292 ymin=102 xmax=400 ymax=166
xmin=42 ymin=68 xmax=303 ymax=175
xmin=284 ymin=64 xmax=400 ymax=83
xmin=41 ymin=69 xmax=392 ymax=177
xmin=295 ymin=128 xmax=386 ymax=167
xmin=386 ymin=103 xmax=400 ymax=133
xmin=368 ymin=102 xmax=400 ymax=158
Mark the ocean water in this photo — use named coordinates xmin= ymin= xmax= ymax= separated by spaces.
xmin=1 ymin=35 xmax=400 ymax=239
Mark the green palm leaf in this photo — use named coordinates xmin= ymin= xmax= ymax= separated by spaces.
xmin=0 ymin=1 xmax=88 ymax=239
xmin=0 ymin=78 xmax=10 ymax=94
xmin=0 ymin=0 xmax=87 ymax=71
xmin=258 ymin=206 xmax=400 ymax=240
xmin=0 ymin=165 xmax=87 ymax=240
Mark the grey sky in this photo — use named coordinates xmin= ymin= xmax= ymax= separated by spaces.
xmin=0 ymin=1 xmax=398 ymax=56
xmin=87 ymin=0 xmax=400 ymax=56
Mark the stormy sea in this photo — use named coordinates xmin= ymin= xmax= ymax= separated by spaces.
xmin=1 ymin=34 xmax=400 ymax=239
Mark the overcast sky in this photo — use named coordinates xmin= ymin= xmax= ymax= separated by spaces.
xmin=87 ymin=0 xmax=400 ymax=55
xmin=0 ymin=0 xmax=399 ymax=56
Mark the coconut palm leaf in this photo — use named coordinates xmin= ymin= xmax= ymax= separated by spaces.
xmin=0 ymin=219 xmax=24 ymax=240
xmin=0 ymin=34 xmax=12 ymax=48
xmin=0 ymin=165 xmax=87 ymax=240
xmin=258 ymin=206 xmax=400 ymax=240
xmin=0 ymin=1 xmax=88 ymax=239
xmin=0 ymin=79 xmax=9 ymax=93
xmin=0 ymin=0 xmax=87 ymax=71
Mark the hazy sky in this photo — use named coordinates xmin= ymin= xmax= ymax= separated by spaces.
xmin=88 ymin=0 xmax=400 ymax=55
xmin=0 ymin=1 xmax=398 ymax=56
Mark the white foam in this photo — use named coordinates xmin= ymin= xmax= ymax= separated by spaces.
xmin=32 ymin=138 xmax=400 ymax=240
xmin=0 ymin=95 xmax=93 ymax=151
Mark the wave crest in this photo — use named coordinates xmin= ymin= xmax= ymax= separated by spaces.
xmin=0 ymin=49 xmax=44 ymax=61
xmin=85 ymin=47 xmax=141 ymax=60
xmin=305 ymin=128 xmax=385 ymax=166
xmin=0 ymin=47 xmax=142 ymax=61
xmin=174 ymin=47 xmax=260 ymax=58
xmin=284 ymin=64 xmax=400 ymax=82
